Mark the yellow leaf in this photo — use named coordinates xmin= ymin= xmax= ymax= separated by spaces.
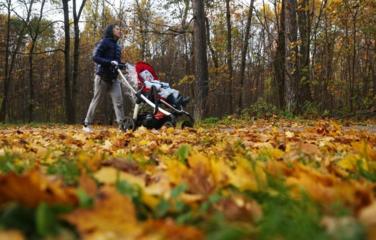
xmin=143 ymin=172 xmax=171 ymax=197
xmin=138 ymin=139 xmax=148 ymax=146
xmin=94 ymin=167 xmax=145 ymax=187
xmin=259 ymin=147 xmax=284 ymax=160
xmin=352 ymin=141 xmax=376 ymax=161
xmin=139 ymin=220 xmax=203 ymax=240
xmin=180 ymin=193 xmax=203 ymax=204
xmin=164 ymin=158 xmax=188 ymax=185
xmin=159 ymin=144 xmax=171 ymax=153
xmin=63 ymin=186 xmax=140 ymax=240
xmin=227 ymin=158 xmax=266 ymax=191
xmin=285 ymin=131 xmax=294 ymax=138
xmin=337 ymin=154 xmax=368 ymax=171
xmin=319 ymin=137 xmax=335 ymax=147
xmin=166 ymin=127 xmax=175 ymax=134
xmin=141 ymin=193 xmax=160 ymax=209
xmin=103 ymin=140 xmax=113 ymax=149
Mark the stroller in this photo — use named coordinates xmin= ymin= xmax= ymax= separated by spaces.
xmin=117 ymin=62 xmax=194 ymax=130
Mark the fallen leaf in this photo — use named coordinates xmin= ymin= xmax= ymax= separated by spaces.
xmin=102 ymin=158 xmax=143 ymax=175
xmin=94 ymin=167 xmax=145 ymax=187
xmin=79 ymin=174 xmax=98 ymax=197
xmin=63 ymin=186 xmax=140 ymax=240
xmin=0 ymin=170 xmax=77 ymax=208
xmin=138 ymin=219 xmax=203 ymax=240
xmin=0 ymin=230 xmax=24 ymax=240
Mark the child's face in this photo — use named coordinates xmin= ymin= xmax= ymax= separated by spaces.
xmin=113 ymin=25 xmax=121 ymax=39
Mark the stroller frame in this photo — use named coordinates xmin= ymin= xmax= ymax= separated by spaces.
xmin=117 ymin=64 xmax=194 ymax=130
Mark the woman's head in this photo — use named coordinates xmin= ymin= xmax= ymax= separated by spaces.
xmin=103 ymin=24 xmax=121 ymax=40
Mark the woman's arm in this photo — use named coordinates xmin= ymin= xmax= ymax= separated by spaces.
xmin=92 ymin=39 xmax=111 ymax=65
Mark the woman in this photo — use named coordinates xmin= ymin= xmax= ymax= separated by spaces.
xmin=83 ymin=24 xmax=125 ymax=133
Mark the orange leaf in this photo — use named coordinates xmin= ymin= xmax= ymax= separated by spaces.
xmin=79 ymin=174 xmax=98 ymax=197
xmin=0 ymin=230 xmax=24 ymax=240
xmin=138 ymin=219 xmax=204 ymax=240
xmin=0 ymin=170 xmax=77 ymax=208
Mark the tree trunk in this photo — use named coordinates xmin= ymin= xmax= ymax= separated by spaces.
xmin=297 ymin=0 xmax=312 ymax=105
xmin=28 ymin=42 xmax=35 ymax=122
xmin=373 ymin=40 xmax=376 ymax=97
xmin=350 ymin=8 xmax=358 ymax=111
xmin=0 ymin=0 xmax=12 ymax=122
xmin=1 ymin=0 xmax=33 ymax=122
xmin=225 ymin=0 xmax=233 ymax=114
xmin=273 ymin=0 xmax=286 ymax=109
xmin=62 ymin=0 xmax=74 ymax=123
xmin=72 ymin=0 xmax=87 ymax=123
xmin=285 ymin=0 xmax=298 ymax=113
xmin=192 ymin=0 xmax=209 ymax=121
xmin=310 ymin=0 xmax=328 ymax=100
xmin=205 ymin=17 xmax=219 ymax=69
xmin=238 ymin=0 xmax=255 ymax=113
xmin=27 ymin=0 xmax=46 ymax=122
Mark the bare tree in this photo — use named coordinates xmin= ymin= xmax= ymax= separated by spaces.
xmin=192 ymin=0 xmax=209 ymax=120
xmin=238 ymin=0 xmax=255 ymax=113
xmin=273 ymin=0 xmax=286 ymax=109
xmin=225 ymin=0 xmax=233 ymax=113
xmin=0 ymin=0 xmax=12 ymax=122
xmin=62 ymin=0 xmax=74 ymax=123
xmin=297 ymin=0 xmax=312 ymax=105
xmin=26 ymin=0 xmax=46 ymax=122
xmin=285 ymin=0 xmax=298 ymax=112
xmin=72 ymin=0 xmax=87 ymax=122
xmin=0 ymin=0 xmax=34 ymax=122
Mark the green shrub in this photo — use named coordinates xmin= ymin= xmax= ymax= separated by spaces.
xmin=202 ymin=117 xmax=220 ymax=124
xmin=241 ymin=99 xmax=279 ymax=119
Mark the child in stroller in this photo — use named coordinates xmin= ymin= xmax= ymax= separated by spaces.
xmin=135 ymin=61 xmax=189 ymax=109
xmin=117 ymin=61 xmax=193 ymax=130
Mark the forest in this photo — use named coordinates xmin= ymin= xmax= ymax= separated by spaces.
xmin=0 ymin=0 xmax=374 ymax=123
xmin=0 ymin=0 xmax=376 ymax=240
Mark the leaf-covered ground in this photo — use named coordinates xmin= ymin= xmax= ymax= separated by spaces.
xmin=0 ymin=119 xmax=375 ymax=240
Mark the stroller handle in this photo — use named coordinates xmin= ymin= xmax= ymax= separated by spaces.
xmin=116 ymin=63 xmax=127 ymax=70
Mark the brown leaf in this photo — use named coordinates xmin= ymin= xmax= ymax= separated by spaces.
xmin=102 ymin=158 xmax=143 ymax=175
xmin=79 ymin=174 xmax=98 ymax=197
xmin=184 ymin=163 xmax=216 ymax=195
xmin=359 ymin=201 xmax=376 ymax=226
xmin=216 ymin=197 xmax=262 ymax=222
xmin=299 ymin=142 xmax=320 ymax=155
xmin=359 ymin=202 xmax=376 ymax=240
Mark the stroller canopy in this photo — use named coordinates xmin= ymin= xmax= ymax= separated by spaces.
xmin=135 ymin=61 xmax=159 ymax=89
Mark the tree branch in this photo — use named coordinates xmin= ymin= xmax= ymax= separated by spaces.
xmin=0 ymin=48 xmax=65 ymax=55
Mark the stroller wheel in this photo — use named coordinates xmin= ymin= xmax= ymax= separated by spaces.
xmin=181 ymin=120 xmax=194 ymax=128
xmin=120 ymin=117 xmax=136 ymax=131
xmin=162 ymin=115 xmax=176 ymax=128
xmin=176 ymin=114 xmax=194 ymax=129
xmin=163 ymin=121 xmax=175 ymax=128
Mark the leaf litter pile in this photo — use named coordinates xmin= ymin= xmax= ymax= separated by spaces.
xmin=0 ymin=119 xmax=375 ymax=240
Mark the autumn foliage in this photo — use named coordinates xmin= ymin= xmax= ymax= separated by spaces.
xmin=0 ymin=119 xmax=375 ymax=239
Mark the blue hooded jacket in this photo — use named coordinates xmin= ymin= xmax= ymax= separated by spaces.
xmin=93 ymin=24 xmax=122 ymax=81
